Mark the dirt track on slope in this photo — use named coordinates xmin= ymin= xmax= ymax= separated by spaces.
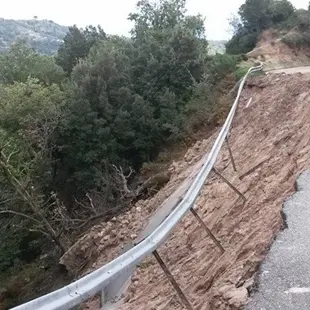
xmin=64 ymin=72 xmax=310 ymax=310
xmin=267 ymin=66 xmax=310 ymax=75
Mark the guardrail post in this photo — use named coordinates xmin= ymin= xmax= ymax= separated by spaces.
xmin=225 ymin=137 xmax=237 ymax=172
xmin=190 ymin=208 xmax=225 ymax=254
xmin=212 ymin=168 xmax=246 ymax=201
xmin=100 ymin=289 xmax=107 ymax=308
xmin=153 ymin=250 xmax=194 ymax=310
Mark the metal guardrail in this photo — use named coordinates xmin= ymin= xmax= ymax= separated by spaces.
xmin=12 ymin=64 xmax=263 ymax=310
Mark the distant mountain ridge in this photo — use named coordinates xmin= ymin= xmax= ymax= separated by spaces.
xmin=0 ymin=18 xmax=226 ymax=56
xmin=0 ymin=18 xmax=68 ymax=55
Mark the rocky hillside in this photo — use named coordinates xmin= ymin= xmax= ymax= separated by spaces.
xmin=0 ymin=18 xmax=226 ymax=56
xmin=0 ymin=18 xmax=68 ymax=55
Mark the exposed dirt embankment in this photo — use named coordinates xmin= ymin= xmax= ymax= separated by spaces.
xmin=62 ymin=72 xmax=310 ymax=309
xmin=247 ymin=29 xmax=310 ymax=70
xmin=117 ymin=73 xmax=310 ymax=310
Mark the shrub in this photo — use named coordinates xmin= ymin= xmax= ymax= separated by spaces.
xmin=281 ymin=31 xmax=310 ymax=47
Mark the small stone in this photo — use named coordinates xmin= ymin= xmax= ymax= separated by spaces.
xmin=103 ymin=235 xmax=110 ymax=241
xmin=243 ymin=278 xmax=254 ymax=290
xmin=184 ymin=220 xmax=192 ymax=229
xmin=136 ymin=206 xmax=142 ymax=212
xmin=130 ymin=234 xmax=137 ymax=240
xmin=224 ymin=287 xmax=248 ymax=308
xmin=131 ymin=276 xmax=139 ymax=282
xmin=219 ymin=284 xmax=234 ymax=297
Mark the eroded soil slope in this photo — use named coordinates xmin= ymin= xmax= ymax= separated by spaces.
xmin=62 ymin=72 xmax=310 ymax=309
xmin=118 ymin=73 xmax=310 ymax=310
xmin=247 ymin=29 xmax=310 ymax=70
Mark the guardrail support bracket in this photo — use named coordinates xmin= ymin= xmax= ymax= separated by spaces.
xmin=226 ymin=137 xmax=237 ymax=172
xmin=153 ymin=250 xmax=194 ymax=310
xmin=212 ymin=168 xmax=246 ymax=201
xmin=190 ymin=208 xmax=225 ymax=254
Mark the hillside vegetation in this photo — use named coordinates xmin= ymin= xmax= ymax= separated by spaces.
xmin=3 ymin=0 xmax=310 ymax=308
xmin=0 ymin=1 xmax=247 ymax=307
xmin=0 ymin=18 xmax=68 ymax=55
xmin=226 ymin=0 xmax=310 ymax=55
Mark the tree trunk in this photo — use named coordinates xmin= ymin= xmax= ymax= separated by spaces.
xmin=0 ymin=152 xmax=65 ymax=254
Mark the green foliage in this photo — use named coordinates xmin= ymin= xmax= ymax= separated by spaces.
xmin=226 ymin=28 xmax=258 ymax=55
xmin=0 ymin=2 xmax=248 ymax=306
xmin=205 ymin=53 xmax=243 ymax=84
xmin=55 ymin=25 xmax=106 ymax=74
xmin=226 ymin=0 xmax=295 ymax=54
xmin=55 ymin=39 xmax=157 ymax=191
xmin=280 ymin=9 xmax=310 ymax=47
xmin=234 ymin=64 xmax=252 ymax=79
xmin=281 ymin=31 xmax=310 ymax=47
xmin=0 ymin=40 xmax=66 ymax=85
xmin=0 ymin=79 xmax=65 ymax=157
xmin=0 ymin=79 xmax=66 ymax=296
xmin=268 ymin=0 xmax=295 ymax=24
xmin=0 ymin=218 xmax=42 ymax=273
xmin=54 ymin=0 xmax=209 ymax=194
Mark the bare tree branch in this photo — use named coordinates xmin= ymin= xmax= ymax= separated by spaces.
xmin=0 ymin=150 xmax=66 ymax=253
xmin=0 ymin=210 xmax=42 ymax=226
xmin=112 ymin=165 xmax=133 ymax=197
xmin=73 ymin=196 xmax=96 ymax=214
xmin=0 ymin=142 xmax=10 ymax=152
xmin=29 ymin=228 xmax=50 ymax=237
xmin=0 ymin=197 xmax=17 ymax=206
xmin=7 ymin=150 xmax=19 ymax=163
xmin=86 ymin=193 xmax=97 ymax=215
xmin=74 ymin=212 xmax=108 ymax=230
xmin=125 ymin=167 xmax=134 ymax=179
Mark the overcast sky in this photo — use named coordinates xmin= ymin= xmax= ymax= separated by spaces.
xmin=1 ymin=0 xmax=309 ymax=40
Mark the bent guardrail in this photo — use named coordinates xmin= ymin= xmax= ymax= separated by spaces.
xmin=13 ymin=63 xmax=263 ymax=310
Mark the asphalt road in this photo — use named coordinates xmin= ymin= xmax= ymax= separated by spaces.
xmin=246 ymin=170 xmax=310 ymax=310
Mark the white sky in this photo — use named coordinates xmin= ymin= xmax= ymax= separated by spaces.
xmin=1 ymin=0 xmax=309 ymax=40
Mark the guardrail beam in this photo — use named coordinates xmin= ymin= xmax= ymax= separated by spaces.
xmin=153 ymin=250 xmax=194 ymax=310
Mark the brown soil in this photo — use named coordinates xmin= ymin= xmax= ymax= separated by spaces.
xmin=247 ymin=29 xmax=310 ymax=70
xmin=63 ymin=72 xmax=310 ymax=309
